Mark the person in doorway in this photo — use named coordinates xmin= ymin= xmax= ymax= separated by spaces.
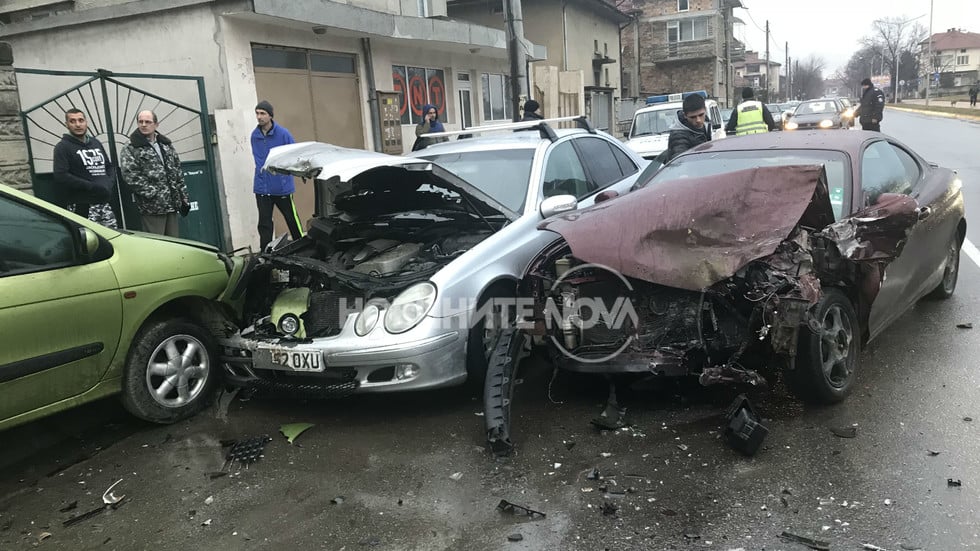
xmin=969 ymin=85 xmax=978 ymax=108
xmin=120 ymin=109 xmax=189 ymax=237
xmin=412 ymin=104 xmax=447 ymax=151
xmin=52 ymin=108 xmax=118 ymax=228
xmin=664 ymin=93 xmax=712 ymax=162
xmin=251 ymin=100 xmax=302 ymax=251
xmin=855 ymin=78 xmax=885 ymax=131
xmin=725 ymin=87 xmax=777 ymax=135
xmin=521 ymin=99 xmax=544 ymax=121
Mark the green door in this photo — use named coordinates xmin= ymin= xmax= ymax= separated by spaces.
xmin=0 ymin=194 xmax=122 ymax=422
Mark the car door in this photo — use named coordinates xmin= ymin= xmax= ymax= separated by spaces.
xmin=0 ymin=194 xmax=123 ymax=422
xmin=541 ymin=139 xmax=593 ymax=199
xmin=571 ymin=136 xmax=634 ymax=193
xmin=861 ymin=140 xmax=933 ymax=337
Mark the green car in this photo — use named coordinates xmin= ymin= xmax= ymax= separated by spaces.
xmin=0 ymin=185 xmax=241 ymax=431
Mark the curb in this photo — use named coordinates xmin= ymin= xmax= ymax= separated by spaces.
xmin=886 ymin=105 xmax=980 ymax=122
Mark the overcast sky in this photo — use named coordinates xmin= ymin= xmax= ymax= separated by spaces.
xmin=733 ymin=0 xmax=980 ymax=76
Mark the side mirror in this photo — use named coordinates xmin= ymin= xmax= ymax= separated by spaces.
xmin=540 ymin=194 xmax=577 ymax=219
xmin=78 ymin=227 xmax=100 ymax=256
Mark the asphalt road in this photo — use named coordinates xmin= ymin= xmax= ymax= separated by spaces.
xmin=2 ymin=109 xmax=979 ymax=551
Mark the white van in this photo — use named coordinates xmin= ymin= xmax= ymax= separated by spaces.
xmin=625 ymin=91 xmax=727 ymax=161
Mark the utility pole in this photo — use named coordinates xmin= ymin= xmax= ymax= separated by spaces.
xmin=503 ymin=0 xmax=528 ymax=121
xmin=724 ymin=7 xmax=731 ymax=107
xmin=764 ymin=20 xmax=770 ymax=102
xmin=925 ymin=0 xmax=934 ymax=106
xmin=784 ymin=41 xmax=788 ymax=101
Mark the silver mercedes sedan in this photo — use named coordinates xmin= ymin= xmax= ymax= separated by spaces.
xmin=218 ymin=120 xmax=648 ymax=396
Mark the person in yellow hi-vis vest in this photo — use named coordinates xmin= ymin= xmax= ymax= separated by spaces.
xmin=725 ymin=87 xmax=778 ymax=136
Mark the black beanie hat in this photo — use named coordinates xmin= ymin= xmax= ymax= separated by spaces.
xmin=861 ymin=78 xmax=873 ymax=86
xmin=255 ymin=100 xmax=274 ymax=118
xmin=741 ymin=87 xmax=754 ymax=99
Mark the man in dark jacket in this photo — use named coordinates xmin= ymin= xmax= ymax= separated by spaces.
xmin=52 ymin=108 xmax=117 ymax=228
xmin=856 ymin=78 xmax=885 ymax=131
xmin=120 ymin=110 xmax=189 ymax=237
xmin=521 ymin=99 xmax=544 ymax=121
xmin=665 ymin=93 xmax=711 ymax=162
xmin=251 ymin=100 xmax=302 ymax=250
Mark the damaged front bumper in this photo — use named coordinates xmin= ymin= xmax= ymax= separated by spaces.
xmin=219 ymin=313 xmax=466 ymax=394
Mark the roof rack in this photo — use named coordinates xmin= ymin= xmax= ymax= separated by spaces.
xmin=420 ymin=115 xmax=596 ymax=143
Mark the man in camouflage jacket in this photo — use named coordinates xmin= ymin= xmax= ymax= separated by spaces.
xmin=120 ymin=109 xmax=189 ymax=237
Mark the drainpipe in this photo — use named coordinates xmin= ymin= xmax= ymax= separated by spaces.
xmin=361 ymin=37 xmax=382 ymax=152
xmin=562 ymin=1 xmax=569 ymax=71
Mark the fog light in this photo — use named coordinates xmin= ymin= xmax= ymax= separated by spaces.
xmin=278 ymin=314 xmax=300 ymax=336
xmin=395 ymin=364 xmax=420 ymax=380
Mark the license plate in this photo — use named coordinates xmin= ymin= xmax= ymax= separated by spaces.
xmin=270 ymin=349 xmax=323 ymax=372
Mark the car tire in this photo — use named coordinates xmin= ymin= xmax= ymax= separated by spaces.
xmin=786 ymin=288 xmax=860 ymax=404
xmin=926 ymin=234 xmax=960 ymax=300
xmin=122 ymin=318 xmax=219 ymax=424
xmin=484 ymin=327 xmax=524 ymax=456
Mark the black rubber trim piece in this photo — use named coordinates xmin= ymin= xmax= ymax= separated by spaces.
xmin=0 ymin=342 xmax=104 ymax=383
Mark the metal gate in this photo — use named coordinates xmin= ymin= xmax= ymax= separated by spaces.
xmin=16 ymin=68 xmax=224 ymax=248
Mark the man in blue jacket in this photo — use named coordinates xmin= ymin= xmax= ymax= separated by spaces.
xmin=251 ymin=100 xmax=303 ymax=250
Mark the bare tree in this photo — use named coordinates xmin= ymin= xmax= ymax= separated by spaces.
xmin=792 ymin=55 xmax=825 ymax=100
xmin=861 ymin=17 xmax=927 ymax=101
xmin=843 ymin=45 xmax=881 ymax=97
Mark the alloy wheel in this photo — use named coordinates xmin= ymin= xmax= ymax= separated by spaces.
xmin=819 ymin=305 xmax=853 ymax=389
xmin=145 ymin=334 xmax=210 ymax=408
xmin=941 ymin=240 xmax=959 ymax=293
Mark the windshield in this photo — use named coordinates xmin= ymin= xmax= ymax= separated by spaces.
xmin=795 ymin=101 xmax=839 ymax=115
xmin=638 ymin=149 xmax=851 ymax=220
xmin=630 ymin=109 xmax=676 ymax=138
xmin=419 ymin=149 xmax=534 ymax=213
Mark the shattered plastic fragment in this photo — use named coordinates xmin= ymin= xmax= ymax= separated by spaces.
xmin=956 ymin=323 xmax=973 ymax=329
xmin=778 ymin=531 xmax=830 ymax=550
xmin=884 ymin=499 xmax=893 ymax=506
xmin=724 ymin=395 xmax=769 ymax=456
xmin=202 ymin=519 xmax=212 ymax=527
xmin=507 ymin=533 xmax=524 ymax=542
xmin=830 ymin=426 xmax=857 ymax=438
xmin=496 ymin=499 xmax=546 ymax=519
xmin=927 ymin=450 xmax=941 ymax=456
xmin=862 ymin=544 xmax=889 ymax=551
xmin=450 ymin=472 xmax=463 ymax=481
xmin=331 ymin=496 xmax=345 ymax=505
xmin=204 ymin=495 xmax=214 ymax=505
xmin=279 ymin=423 xmax=315 ymax=444
xmin=586 ymin=467 xmax=601 ymax=480
xmin=224 ymin=436 xmax=273 ymax=469
xmin=947 ymin=478 xmax=962 ymax=487
xmin=599 ymin=502 xmax=618 ymax=516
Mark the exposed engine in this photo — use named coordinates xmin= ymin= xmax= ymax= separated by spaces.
xmin=239 ymin=216 xmax=497 ymax=339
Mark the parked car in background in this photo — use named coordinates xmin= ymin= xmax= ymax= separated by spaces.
xmin=0 ymin=185 xmax=239 ymax=431
xmin=720 ymin=107 xmax=734 ymax=127
xmin=784 ymin=98 xmax=849 ymax=130
xmin=219 ymin=119 xmax=648 ymax=398
xmin=837 ymin=97 xmax=856 ymax=127
xmin=625 ymin=91 xmax=726 ymax=161
xmin=765 ymin=103 xmax=784 ymax=130
xmin=485 ymin=130 xmax=965 ymax=454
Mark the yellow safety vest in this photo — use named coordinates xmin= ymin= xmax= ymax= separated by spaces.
xmin=736 ymin=101 xmax=768 ymax=135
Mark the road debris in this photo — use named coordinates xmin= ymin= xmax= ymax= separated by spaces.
xmin=778 ymin=531 xmax=830 ymax=550
xmin=201 ymin=519 xmax=212 ymax=527
xmin=280 ymin=423 xmax=315 ymax=444
xmin=496 ymin=499 xmax=546 ymax=519
xmin=965 ymin=417 xmax=973 ymax=422
xmin=586 ymin=467 xmax=601 ymax=480
xmin=223 ymin=436 xmax=273 ymax=469
xmin=58 ymin=501 xmax=78 ymax=513
xmin=927 ymin=450 xmax=941 ymax=456
xmin=507 ymin=533 xmax=524 ymax=542
xmin=830 ymin=426 xmax=858 ymax=438
xmin=724 ymin=394 xmax=769 ymax=456
xmin=947 ymin=478 xmax=962 ymax=487
xmin=331 ymin=496 xmax=345 ymax=505
xmin=862 ymin=544 xmax=889 ymax=551
xmin=62 ymin=479 xmax=129 ymax=528
xmin=599 ymin=501 xmax=618 ymax=516
xmin=449 ymin=472 xmax=463 ymax=481
xmin=207 ymin=471 xmax=228 ymax=480
xmin=591 ymin=380 xmax=627 ymax=430
xmin=359 ymin=536 xmax=381 ymax=546
xmin=956 ymin=322 xmax=973 ymax=329
xmin=884 ymin=498 xmax=893 ymax=506
xmin=37 ymin=532 xmax=52 ymax=542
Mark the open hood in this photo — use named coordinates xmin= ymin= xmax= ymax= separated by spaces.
xmin=263 ymin=142 xmax=517 ymax=221
xmin=538 ymin=165 xmax=840 ymax=291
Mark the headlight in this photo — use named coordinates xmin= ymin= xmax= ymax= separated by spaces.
xmin=278 ymin=314 xmax=300 ymax=336
xmin=819 ymin=119 xmax=834 ymax=128
xmin=384 ymin=282 xmax=437 ymax=334
xmin=785 ymin=121 xmax=798 ymax=130
xmin=354 ymin=302 xmax=382 ymax=336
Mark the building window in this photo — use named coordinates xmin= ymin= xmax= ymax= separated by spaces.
xmin=678 ymin=0 xmax=689 ymax=11
xmin=667 ymin=17 xmax=709 ymax=43
xmin=417 ymin=0 xmax=429 ymax=17
xmin=392 ymin=65 xmax=447 ymax=125
xmin=481 ymin=72 xmax=513 ymax=121
xmin=956 ymin=55 xmax=969 ymax=65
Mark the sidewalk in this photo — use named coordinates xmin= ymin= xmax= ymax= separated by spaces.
xmin=886 ymin=101 xmax=980 ymax=122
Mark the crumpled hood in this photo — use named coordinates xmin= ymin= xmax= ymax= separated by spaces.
xmin=538 ymin=165 xmax=838 ymax=291
xmin=263 ymin=141 xmax=516 ymax=221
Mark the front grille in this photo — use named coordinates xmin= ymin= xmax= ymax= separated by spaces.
xmin=304 ymin=291 xmax=348 ymax=337
xmin=249 ymin=368 xmax=360 ymax=398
